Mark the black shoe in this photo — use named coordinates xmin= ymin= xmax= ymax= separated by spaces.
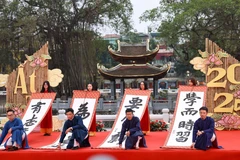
xmin=8 ymin=146 xmax=18 ymax=151
xmin=7 ymin=146 xmax=13 ymax=150
xmin=80 ymin=135 xmax=91 ymax=147
xmin=43 ymin=133 xmax=51 ymax=136
xmin=71 ymin=146 xmax=80 ymax=150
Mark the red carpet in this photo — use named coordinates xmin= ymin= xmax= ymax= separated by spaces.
xmin=1 ymin=131 xmax=240 ymax=160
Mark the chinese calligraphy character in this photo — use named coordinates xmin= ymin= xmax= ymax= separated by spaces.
xmin=178 ymin=121 xmax=186 ymax=128
xmin=178 ymin=120 xmax=194 ymax=131
xmin=176 ymin=131 xmax=191 ymax=142
xmin=181 ymin=108 xmax=198 ymax=116
xmin=108 ymin=132 xmax=127 ymax=145
xmin=31 ymin=101 xmax=46 ymax=114
xmin=121 ymin=117 xmax=126 ymax=122
xmin=183 ymin=92 xmax=201 ymax=106
xmin=121 ymin=97 xmax=142 ymax=122
xmin=108 ymin=132 xmax=121 ymax=143
xmin=75 ymin=102 xmax=90 ymax=120
xmin=25 ymin=114 xmax=38 ymax=126
xmin=125 ymin=97 xmax=143 ymax=109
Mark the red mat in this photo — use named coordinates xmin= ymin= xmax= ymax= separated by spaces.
xmin=1 ymin=131 xmax=240 ymax=160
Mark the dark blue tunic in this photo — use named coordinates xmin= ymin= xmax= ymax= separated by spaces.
xmin=193 ymin=116 xmax=221 ymax=150
xmin=0 ymin=118 xmax=29 ymax=149
xmin=59 ymin=116 xmax=90 ymax=149
xmin=119 ymin=116 xmax=147 ymax=149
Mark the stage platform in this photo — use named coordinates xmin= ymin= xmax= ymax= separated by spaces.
xmin=1 ymin=131 xmax=240 ymax=160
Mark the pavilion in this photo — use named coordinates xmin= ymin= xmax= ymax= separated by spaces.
xmin=98 ymin=40 xmax=170 ymax=99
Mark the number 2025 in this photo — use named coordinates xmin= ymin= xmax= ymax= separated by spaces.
xmin=207 ymin=64 xmax=240 ymax=113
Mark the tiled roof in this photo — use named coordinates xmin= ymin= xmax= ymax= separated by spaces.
xmin=103 ymin=34 xmax=121 ymax=38
xmin=98 ymin=64 xmax=170 ymax=79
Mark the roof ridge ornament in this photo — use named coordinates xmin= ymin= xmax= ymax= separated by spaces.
xmin=146 ymin=39 xmax=150 ymax=52
xmin=117 ymin=40 xmax=121 ymax=52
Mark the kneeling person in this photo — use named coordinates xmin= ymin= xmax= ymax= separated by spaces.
xmin=57 ymin=108 xmax=90 ymax=150
xmin=191 ymin=106 xmax=222 ymax=150
xmin=119 ymin=108 xmax=147 ymax=149
xmin=0 ymin=109 xmax=29 ymax=151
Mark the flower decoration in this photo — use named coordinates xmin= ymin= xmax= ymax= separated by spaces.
xmin=150 ymin=120 xmax=168 ymax=131
xmin=0 ymin=74 xmax=9 ymax=87
xmin=13 ymin=107 xmax=23 ymax=117
xmin=48 ymin=69 xmax=64 ymax=87
xmin=31 ymin=57 xmax=46 ymax=67
xmin=5 ymin=103 xmax=26 ymax=118
xmin=216 ymin=114 xmax=240 ymax=130
xmin=205 ymin=53 xmax=223 ymax=67
xmin=229 ymin=85 xmax=240 ymax=99
xmin=211 ymin=113 xmax=240 ymax=130
xmin=190 ymin=57 xmax=207 ymax=74
xmin=25 ymin=54 xmax=51 ymax=69
xmin=96 ymin=121 xmax=107 ymax=132
xmin=233 ymin=91 xmax=240 ymax=99
xmin=190 ymin=50 xmax=229 ymax=74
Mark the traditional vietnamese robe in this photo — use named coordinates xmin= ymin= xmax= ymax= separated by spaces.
xmin=59 ymin=116 xmax=90 ymax=149
xmin=193 ymin=116 xmax=222 ymax=150
xmin=119 ymin=116 xmax=147 ymax=149
xmin=40 ymin=90 xmax=53 ymax=134
xmin=0 ymin=118 xmax=29 ymax=149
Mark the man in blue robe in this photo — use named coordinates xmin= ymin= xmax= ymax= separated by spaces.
xmin=0 ymin=109 xmax=29 ymax=151
xmin=191 ymin=106 xmax=221 ymax=150
xmin=119 ymin=108 xmax=147 ymax=149
xmin=57 ymin=108 xmax=90 ymax=150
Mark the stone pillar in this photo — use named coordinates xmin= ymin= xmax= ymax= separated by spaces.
xmin=110 ymin=79 xmax=116 ymax=100
xmin=162 ymin=108 xmax=170 ymax=123
xmin=144 ymin=78 xmax=149 ymax=88
xmin=153 ymin=78 xmax=158 ymax=98
xmin=58 ymin=109 xmax=67 ymax=131
xmin=120 ymin=79 xmax=125 ymax=98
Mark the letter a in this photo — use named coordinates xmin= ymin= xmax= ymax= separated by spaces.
xmin=14 ymin=67 xmax=27 ymax=94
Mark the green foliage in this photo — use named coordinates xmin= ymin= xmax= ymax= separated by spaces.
xmin=0 ymin=0 xmax=133 ymax=95
xmin=149 ymin=38 xmax=157 ymax=50
xmin=121 ymin=31 xmax=142 ymax=44
xmin=210 ymin=113 xmax=223 ymax=122
xmin=95 ymin=39 xmax=119 ymax=68
xmin=141 ymin=0 xmax=240 ymax=75
xmin=159 ymin=90 xmax=168 ymax=98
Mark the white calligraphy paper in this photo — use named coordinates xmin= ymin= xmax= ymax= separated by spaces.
xmin=99 ymin=95 xmax=149 ymax=148
xmin=163 ymin=86 xmax=207 ymax=148
xmin=42 ymin=98 xmax=96 ymax=149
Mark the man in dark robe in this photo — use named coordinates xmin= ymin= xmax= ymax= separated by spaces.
xmin=57 ymin=108 xmax=90 ymax=150
xmin=119 ymin=108 xmax=147 ymax=149
xmin=0 ymin=109 xmax=29 ymax=151
xmin=191 ymin=106 xmax=222 ymax=150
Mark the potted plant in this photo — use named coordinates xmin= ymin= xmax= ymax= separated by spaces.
xmin=96 ymin=121 xmax=107 ymax=132
xmin=150 ymin=120 xmax=168 ymax=131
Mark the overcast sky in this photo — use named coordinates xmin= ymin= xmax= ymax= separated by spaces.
xmin=130 ymin=0 xmax=160 ymax=33
xmin=100 ymin=0 xmax=160 ymax=35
